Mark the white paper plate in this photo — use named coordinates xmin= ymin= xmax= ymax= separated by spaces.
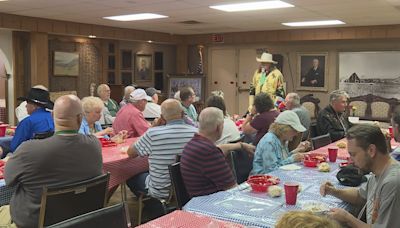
xmin=279 ymin=164 xmax=302 ymax=171
xmin=301 ymin=200 xmax=330 ymax=214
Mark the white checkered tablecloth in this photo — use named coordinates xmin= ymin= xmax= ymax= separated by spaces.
xmin=184 ymin=161 xmax=351 ymax=228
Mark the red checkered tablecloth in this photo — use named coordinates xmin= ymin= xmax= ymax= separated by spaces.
xmin=102 ymin=137 xmax=149 ymax=189
xmin=137 ymin=210 xmax=244 ymax=228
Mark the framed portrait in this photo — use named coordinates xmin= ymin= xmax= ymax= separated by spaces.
xmin=297 ymin=53 xmax=328 ymax=91
xmin=167 ymin=74 xmax=205 ymax=102
xmin=135 ymin=54 xmax=152 ymax=82
xmin=53 ymin=51 xmax=79 ymax=76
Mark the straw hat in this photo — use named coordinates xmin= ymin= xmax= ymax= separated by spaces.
xmin=256 ymin=52 xmax=277 ymax=64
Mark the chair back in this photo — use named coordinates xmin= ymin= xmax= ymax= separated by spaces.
xmin=33 ymin=131 xmax=54 ymax=140
xmin=168 ymin=162 xmax=190 ymax=209
xmin=309 ymin=122 xmax=318 ymax=139
xmin=230 ymin=150 xmax=253 ymax=184
xmin=38 ymin=173 xmax=110 ymax=227
xmin=311 ymin=133 xmax=332 ymax=150
xmin=47 ymin=203 xmax=128 ymax=228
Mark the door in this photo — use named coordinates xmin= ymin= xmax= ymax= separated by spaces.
xmin=209 ymin=48 xmax=237 ymax=115
xmin=238 ymin=49 xmax=259 ymax=115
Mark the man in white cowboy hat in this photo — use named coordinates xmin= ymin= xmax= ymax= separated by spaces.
xmin=248 ymin=52 xmax=285 ymax=112
xmin=9 ymin=87 xmax=55 ymax=154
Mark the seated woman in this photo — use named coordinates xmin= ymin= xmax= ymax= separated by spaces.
xmin=79 ymin=96 xmax=127 ymax=142
xmin=252 ymin=110 xmax=310 ymax=174
xmin=205 ymin=95 xmax=240 ymax=145
xmin=241 ymin=93 xmax=279 ymax=145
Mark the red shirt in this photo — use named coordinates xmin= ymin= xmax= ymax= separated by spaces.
xmin=181 ymin=134 xmax=236 ymax=197
xmin=112 ymin=104 xmax=149 ymax=138
xmin=250 ymin=110 xmax=279 ymax=145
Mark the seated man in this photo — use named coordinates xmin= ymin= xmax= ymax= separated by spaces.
xmin=181 ymin=107 xmax=255 ymax=197
xmin=180 ymin=86 xmax=198 ymax=122
xmin=2 ymin=95 xmax=103 ymax=227
xmin=391 ymin=106 xmax=400 ymax=160
xmin=10 ymin=87 xmax=55 ymax=154
xmin=126 ymin=99 xmax=197 ymax=199
xmin=317 ymin=90 xmax=352 ymax=142
xmin=143 ymin=87 xmax=161 ymax=119
xmin=285 ymin=92 xmax=311 ymax=140
xmin=15 ymin=85 xmax=48 ymax=122
xmin=119 ymin=85 xmax=135 ymax=108
xmin=113 ymin=89 xmax=150 ymax=138
xmin=97 ymin=84 xmax=119 ymax=124
xmin=320 ymin=124 xmax=400 ymax=227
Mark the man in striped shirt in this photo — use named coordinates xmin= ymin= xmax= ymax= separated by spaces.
xmin=181 ymin=107 xmax=255 ymax=197
xmin=126 ymin=99 xmax=197 ymax=199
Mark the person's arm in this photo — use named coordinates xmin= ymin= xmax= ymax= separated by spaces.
xmin=320 ymin=182 xmax=365 ymax=205
xmin=217 ymin=142 xmax=255 ymax=157
xmin=203 ymin=147 xmax=237 ymax=190
xmin=256 ymin=140 xmax=296 ymax=173
xmin=127 ymin=144 xmax=139 ymax=158
xmin=242 ymin=114 xmax=257 ymax=135
xmin=127 ymin=131 xmax=152 ymax=158
xmin=10 ymin=120 xmax=31 ymax=152
xmin=4 ymin=144 xmax=27 ymax=187
xmin=328 ymin=208 xmax=371 ymax=228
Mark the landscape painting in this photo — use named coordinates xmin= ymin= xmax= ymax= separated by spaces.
xmin=53 ymin=51 xmax=79 ymax=76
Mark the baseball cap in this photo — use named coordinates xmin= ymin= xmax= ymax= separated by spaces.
xmin=145 ymin=87 xmax=161 ymax=97
xmin=130 ymin=89 xmax=152 ymax=102
xmin=275 ymin=110 xmax=306 ymax=132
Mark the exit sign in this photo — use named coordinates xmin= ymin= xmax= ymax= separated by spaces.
xmin=212 ymin=34 xmax=224 ymax=43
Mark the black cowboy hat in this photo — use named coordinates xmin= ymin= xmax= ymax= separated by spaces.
xmin=17 ymin=88 xmax=54 ymax=109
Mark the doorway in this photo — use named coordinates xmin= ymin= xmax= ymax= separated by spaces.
xmin=0 ymin=61 xmax=7 ymax=123
xmin=208 ymin=47 xmax=259 ymax=116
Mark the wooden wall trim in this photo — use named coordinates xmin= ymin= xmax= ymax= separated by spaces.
xmin=0 ymin=12 xmax=183 ymax=44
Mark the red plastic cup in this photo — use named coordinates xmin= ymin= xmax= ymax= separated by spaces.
xmin=0 ymin=124 xmax=8 ymax=137
xmin=389 ymin=126 xmax=394 ymax=138
xmin=284 ymin=182 xmax=299 ymax=205
xmin=328 ymin=147 xmax=338 ymax=162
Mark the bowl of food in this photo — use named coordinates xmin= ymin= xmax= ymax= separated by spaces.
xmin=304 ymin=159 xmax=318 ymax=167
xmin=301 ymin=200 xmax=330 ymax=214
xmin=247 ymin=175 xmax=280 ymax=192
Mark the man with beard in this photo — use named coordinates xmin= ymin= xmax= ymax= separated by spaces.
xmin=320 ymin=124 xmax=400 ymax=227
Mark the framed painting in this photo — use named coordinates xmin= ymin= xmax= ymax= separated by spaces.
xmin=297 ymin=53 xmax=328 ymax=91
xmin=167 ymin=74 xmax=205 ymax=102
xmin=53 ymin=51 xmax=79 ymax=76
xmin=135 ymin=54 xmax=152 ymax=82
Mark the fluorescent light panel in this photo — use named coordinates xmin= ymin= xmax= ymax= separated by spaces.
xmin=104 ymin=13 xmax=168 ymax=21
xmin=282 ymin=20 xmax=345 ymax=27
xmin=210 ymin=1 xmax=294 ymax=12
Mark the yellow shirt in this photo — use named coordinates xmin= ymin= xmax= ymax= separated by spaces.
xmin=252 ymin=68 xmax=284 ymax=100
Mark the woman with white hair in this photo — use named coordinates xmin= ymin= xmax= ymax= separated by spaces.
xmin=79 ymin=96 xmax=113 ymax=138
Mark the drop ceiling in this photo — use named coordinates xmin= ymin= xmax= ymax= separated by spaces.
xmin=1 ymin=0 xmax=400 ymax=35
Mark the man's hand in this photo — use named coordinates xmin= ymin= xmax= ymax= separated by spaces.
xmin=152 ymin=117 xmax=166 ymax=127
xmin=292 ymin=153 xmax=304 ymax=162
xmin=311 ymin=79 xmax=318 ymax=85
xmin=320 ymin=181 xmax=336 ymax=196
xmin=102 ymin=127 xmax=114 ymax=135
xmin=328 ymin=208 xmax=351 ymax=223
xmin=296 ymin=141 xmax=311 ymax=152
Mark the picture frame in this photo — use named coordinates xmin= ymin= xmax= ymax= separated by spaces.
xmin=167 ymin=74 xmax=205 ymax=102
xmin=135 ymin=54 xmax=152 ymax=82
xmin=297 ymin=52 xmax=328 ymax=91
xmin=53 ymin=51 xmax=79 ymax=76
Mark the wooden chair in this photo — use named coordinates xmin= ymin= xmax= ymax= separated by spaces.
xmin=47 ymin=203 xmax=129 ymax=228
xmin=349 ymin=94 xmax=400 ymax=122
xmin=38 ymin=173 xmax=110 ymax=228
xmin=300 ymin=94 xmax=321 ymax=121
xmin=311 ymin=134 xmax=332 ymax=150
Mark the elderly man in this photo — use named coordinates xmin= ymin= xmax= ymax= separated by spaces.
xmin=285 ymin=93 xmax=311 ymax=140
xmin=320 ymin=124 xmax=400 ymax=227
xmin=1 ymin=95 xmax=102 ymax=227
xmin=119 ymin=85 xmax=135 ymax=108
xmin=143 ymin=87 xmax=161 ymax=119
xmin=180 ymin=86 xmax=198 ymax=122
xmin=97 ymin=84 xmax=119 ymax=117
xmin=126 ymin=99 xmax=197 ymax=199
xmin=181 ymin=107 xmax=255 ymax=197
xmin=113 ymin=89 xmax=150 ymax=138
xmin=317 ymin=90 xmax=352 ymax=142
xmin=15 ymin=85 xmax=48 ymax=122
xmin=301 ymin=58 xmax=324 ymax=87
xmin=10 ymin=87 xmax=55 ymax=154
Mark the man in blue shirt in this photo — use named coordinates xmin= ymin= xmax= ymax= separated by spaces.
xmin=9 ymin=88 xmax=54 ymax=154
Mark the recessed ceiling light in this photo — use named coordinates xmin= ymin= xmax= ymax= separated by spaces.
xmin=88 ymin=35 xmax=96 ymax=38
xmin=282 ymin=20 xmax=345 ymax=27
xmin=147 ymin=40 xmax=153 ymax=43
xmin=209 ymin=1 xmax=294 ymax=12
xmin=103 ymin=13 xmax=168 ymax=21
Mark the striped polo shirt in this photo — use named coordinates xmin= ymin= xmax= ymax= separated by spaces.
xmin=181 ymin=133 xmax=236 ymax=197
xmin=134 ymin=119 xmax=197 ymax=199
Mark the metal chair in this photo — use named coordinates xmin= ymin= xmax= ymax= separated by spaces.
xmin=230 ymin=150 xmax=253 ymax=184
xmin=38 ymin=173 xmax=110 ymax=228
xmin=168 ymin=162 xmax=191 ymax=209
xmin=47 ymin=203 xmax=129 ymax=228
xmin=311 ymin=133 xmax=332 ymax=150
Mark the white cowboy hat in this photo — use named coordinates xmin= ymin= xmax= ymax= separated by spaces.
xmin=256 ymin=52 xmax=277 ymax=64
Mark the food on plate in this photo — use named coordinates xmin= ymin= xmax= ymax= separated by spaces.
xmin=302 ymin=201 xmax=329 ymax=213
xmin=119 ymin=146 xmax=129 ymax=153
xmin=318 ymin=162 xmax=330 ymax=172
xmin=267 ymin=185 xmax=282 ymax=197
xmin=336 ymin=141 xmax=347 ymax=149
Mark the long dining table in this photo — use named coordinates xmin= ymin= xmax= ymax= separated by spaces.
xmin=0 ymin=137 xmax=149 ymax=206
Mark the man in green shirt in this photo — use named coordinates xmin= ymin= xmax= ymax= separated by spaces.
xmin=97 ymin=84 xmax=119 ymax=117
xmin=180 ymin=86 xmax=198 ymax=122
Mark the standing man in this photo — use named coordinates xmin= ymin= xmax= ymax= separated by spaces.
xmin=302 ymin=58 xmax=324 ymax=87
xmin=317 ymin=90 xmax=352 ymax=142
xmin=249 ymin=52 xmax=285 ymax=112
xmin=320 ymin=124 xmax=400 ymax=227
xmin=1 ymin=95 xmax=102 ymax=227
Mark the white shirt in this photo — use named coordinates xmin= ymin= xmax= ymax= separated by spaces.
xmin=15 ymin=101 xmax=28 ymax=122
xmin=143 ymin=102 xmax=161 ymax=118
xmin=216 ymin=117 xmax=241 ymax=145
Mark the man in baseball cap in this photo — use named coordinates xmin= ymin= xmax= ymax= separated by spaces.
xmin=143 ymin=87 xmax=162 ymax=119
xmin=113 ymin=89 xmax=150 ymax=138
